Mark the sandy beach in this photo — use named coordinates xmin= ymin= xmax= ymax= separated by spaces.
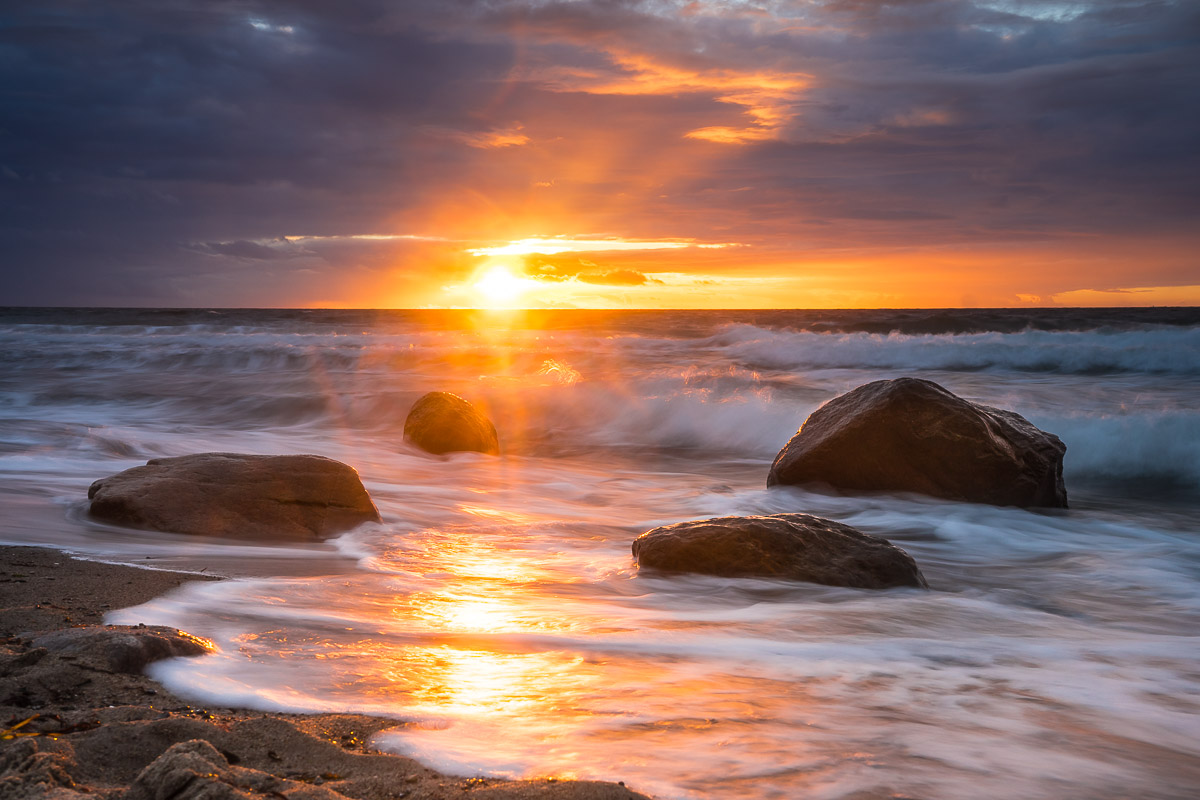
xmin=0 ymin=545 xmax=649 ymax=800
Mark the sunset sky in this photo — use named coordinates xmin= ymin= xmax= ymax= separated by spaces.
xmin=2 ymin=0 xmax=1197 ymax=308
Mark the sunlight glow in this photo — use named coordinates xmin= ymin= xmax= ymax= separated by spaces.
xmin=468 ymin=238 xmax=697 ymax=257
xmin=472 ymin=264 xmax=535 ymax=308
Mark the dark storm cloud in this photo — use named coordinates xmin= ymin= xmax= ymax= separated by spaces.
xmin=0 ymin=0 xmax=1197 ymax=305
xmin=535 ymin=0 xmax=1200 ymax=266
xmin=764 ymin=0 xmax=1200 ymax=239
xmin=0 ymin=0 xmax=523 ymax=303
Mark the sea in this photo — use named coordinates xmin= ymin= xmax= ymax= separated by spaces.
xmin=1 ymin=307 xmax=1198 ymax=799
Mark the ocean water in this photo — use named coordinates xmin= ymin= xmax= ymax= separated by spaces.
xmin=2 ymin=307 xmax=1198 ymax=799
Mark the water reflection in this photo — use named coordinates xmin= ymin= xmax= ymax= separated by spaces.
xmin=404 ymin=647 xmax=593 ymax=717
xmin=121 ymin=495 xmax=1200 ymax=800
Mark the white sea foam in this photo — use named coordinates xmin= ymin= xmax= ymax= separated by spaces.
xmin=706 ymin=324 xmax=1200 ymax=375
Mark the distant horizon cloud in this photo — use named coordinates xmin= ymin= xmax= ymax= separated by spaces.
xmin=467 ymin=238 xmax=718 ymax=257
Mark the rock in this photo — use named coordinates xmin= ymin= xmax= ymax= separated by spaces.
xmin=29 ymin=625 xmax=212 ymax=674
xmin=126 ymin=740 xmax=344 ymax=800
xmin=632 ymin=513 xmax=928 ymax=589
xmin=88 ymin=453 xmax=381 ymax=541
xmin=767 ymin=377 xmax=1067 ymax=508
xmin=403 ymin=392 xmax=499 ymax=455
xmin=0 ymin=738 xmax=84 ymax=800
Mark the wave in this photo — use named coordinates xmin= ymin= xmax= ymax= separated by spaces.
xmin=3 ymin=306 xmax=1199 ymax=335
xmin=708 ymin=325 xmax=1200 ymax=375
xmin=1041 ymin=411 xmax=1200 ymax=493
xmin=3 ymin=318 xmax=1197 ymax=387
xmin=2 ymin=311 xmax=1197 ymax=495
xmin=5 ymin=369 xmax=1197 ymax=496
xmin=475 ymin=379 xmax=1200 ymax=494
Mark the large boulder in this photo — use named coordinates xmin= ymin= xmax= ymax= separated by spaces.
xmin=403 ymin=391 xmax=499 ymax=455
xmin=767 ymin=377 xmax=1067 ymax=508
xmin=632 ymin=513 xmax=927 ymax=589
xmin=88 ymin=453 xmax=381 ymax=541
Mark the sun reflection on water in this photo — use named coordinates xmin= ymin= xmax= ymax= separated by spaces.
xmin=404 ymin=646 xmax=594 ymax=717
xmin=353 ymin=511 xmax=607 ymax=726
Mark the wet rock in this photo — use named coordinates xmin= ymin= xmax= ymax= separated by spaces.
xmin=125 ymin=739 xmax=344 ymax=800
xmin=632 ymin=513 xmax=927 ymax=590
xmin=88 ymin=453 xmax=381 ymax=541
xmin=767 ymin=377 xmax=1067 ymax=508
xmin=403 ymin=392 xmax=499 ymax=455
xmin=30 ymin=625 xmax=212 ymax=674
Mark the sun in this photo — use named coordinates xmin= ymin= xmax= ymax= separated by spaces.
xmin=473 ymin=264 xmax=532 ymax=308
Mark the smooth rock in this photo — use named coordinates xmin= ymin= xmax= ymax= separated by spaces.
xmin=29 ymin=625 xmax=212 ymax=674
xmin=403 ymin=392 xmax=499 ymax=455
xmin=88 ymin=453 xmax=381 ymax=541
xmin=767 ymin=377 xmax=1067 ymax=508
xmin=632 ymin=513 xmax=928 ymax=589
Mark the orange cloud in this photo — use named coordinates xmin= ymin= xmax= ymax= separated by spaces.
xmin=577 ymin=269 xmax=660 ymax=286
xmin=534 ymin=50 xmax=809 ymax=143
xmin=436 ymin=125 xmax=530 ymax=149
xmin=1050 ymin=285 xmax=1200 ymax=307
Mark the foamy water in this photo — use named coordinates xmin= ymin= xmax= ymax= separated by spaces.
xmin=1 ymin=308 xmax=1198 ymax=799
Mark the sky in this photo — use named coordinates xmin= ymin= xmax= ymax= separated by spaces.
xmin=1 ymin=0 xmax=1197 ymax=309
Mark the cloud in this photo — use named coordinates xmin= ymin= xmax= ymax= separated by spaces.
xmin=441 ymin=125 xmax=531 ymax=149
xmin=469 ymin=237 xmax=702 ymax=256
xmin=200 ymin=239 xmax=300 ymax=260
xmin=520 ymin=255 xmax=661 ymax=286
xmin=0 ymin=0 xmax=1196 ymax=305
xmin=534 ymin=50 xmax=809 ymax=143
xmin=577 ymin=268 xmax=661 ymax=286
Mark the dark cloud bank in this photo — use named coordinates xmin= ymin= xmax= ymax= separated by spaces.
xmin=1 ymin=0 xmax=1196 ymax=306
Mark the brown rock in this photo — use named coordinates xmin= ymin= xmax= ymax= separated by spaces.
xmin=0 ymin=739 xmax=88 ymax=800
xmin=632 ymin=513 xmax=928 ymax=589
xmin=29 ymin=625 xmax=213 ymax=674
xmin=403 ymin=392 xmax=499 ymax=455
xmin=767 ymin=377 xmax=1067 ymax=508
xmin=88 ymin=453 xmax=381 ymax=541
xmin=125 ymin=739 xmax=344 ymax=800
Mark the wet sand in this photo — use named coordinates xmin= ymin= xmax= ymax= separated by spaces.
xmin=0 ymin=546 xmax=648 ymax=800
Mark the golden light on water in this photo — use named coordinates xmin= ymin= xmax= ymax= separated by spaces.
xmin=363 ymin=523 xmax=604 ymax=723
xmin=406 ymin=646 xmax=593 ymax=716
xmin=198 ymin=502 xmax=838 ymax=790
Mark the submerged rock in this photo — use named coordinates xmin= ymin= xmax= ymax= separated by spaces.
xmin=29 ymin=625 xmax=213 ymax=674
xmin=403 ymin=391 xmax=499 ymax=455
xmin=767 ymin=377 xmax=1067 ymax=508
xmin=88 ymin=453 xmax=381 ymax=541
xmin=632 ymin=513 xmax=927 ymax=589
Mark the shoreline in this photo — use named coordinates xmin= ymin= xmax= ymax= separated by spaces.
xmin=0 ymin=545 xmax=648 ymax=800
